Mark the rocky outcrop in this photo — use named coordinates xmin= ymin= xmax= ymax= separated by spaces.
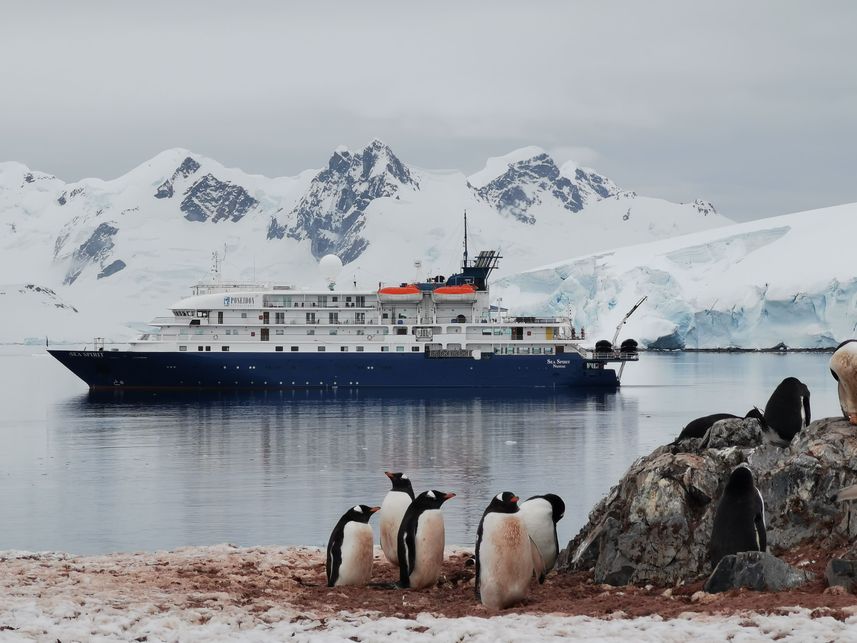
xmin=63 ymin=223 xmax=119 ymax=285
xmin=471 ymin=152 xmax=618 ymax=223
xmin=283 ymin=139 xmax=418 ymax=263
xmin=180 ymin=174 xmax=258 ymax=223
xmin=562 ymin=417 xmax=857 ymax=586
xmin=825 ymin=559 xmax=857 ymax=592
xmin=97 ymin=259 xmax=126 ymax=279
xmin=704 ymin=551 xmax=814 ymax=593
xmin=154 ymin=156 xmax=201 ymax=199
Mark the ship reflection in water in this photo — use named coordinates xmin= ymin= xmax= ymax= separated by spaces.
xmin=35 ymin=387 xmax=639 ymax=555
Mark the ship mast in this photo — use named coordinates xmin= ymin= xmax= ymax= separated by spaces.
xmin=463 ymin=210 xmax=469 ymax=269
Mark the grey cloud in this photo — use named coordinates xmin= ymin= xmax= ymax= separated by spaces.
xmin=0 ymin=0 xmax=855 ymax=222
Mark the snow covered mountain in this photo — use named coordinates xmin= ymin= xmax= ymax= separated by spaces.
xmin=496 ymin=202 xmax=857 ymax=349
xmin=0 ymin=140 xmax=730 ymax=342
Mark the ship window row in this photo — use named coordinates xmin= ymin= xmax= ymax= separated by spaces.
xmin=177 ymin=344 xmax=425 ymax=353
xmin=263 ymin=295 xmax=368 ymax=308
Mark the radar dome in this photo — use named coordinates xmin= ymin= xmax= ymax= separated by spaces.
xmin=319 ymin=254 xmax=343 ymax=283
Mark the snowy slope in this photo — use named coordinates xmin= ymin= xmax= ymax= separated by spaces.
xmin=0 ymin=141 xmax=730 ymax=343
xmin=496 ymin=202 xmax=857 ymax=349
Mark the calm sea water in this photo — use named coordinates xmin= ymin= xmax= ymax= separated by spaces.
xmin=0 ymin=346 xmax=841 ymax=555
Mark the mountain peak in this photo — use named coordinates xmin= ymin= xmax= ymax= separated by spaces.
xmin=279 ymin=140 xmax=418 ymax=263
xmin=467 ymin=147 xmax=547 ymax=189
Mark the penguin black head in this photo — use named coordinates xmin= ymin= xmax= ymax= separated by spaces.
xmin=744 ymin=407 xmax=765 ymax=425
xmin=341 ymin=504 xmax=381 ymax=524
xmin=486 ymin=491 xmax=520 ymax=514
xmin=385 ymin=471 xmax=415 ymax=497
xmin=414 ymin=489 xmax=456 ymax=510
xmin=534 ymin=493 xmax=565 ymax=523
xmin=724 ymin=465 xmax=755 ymax=494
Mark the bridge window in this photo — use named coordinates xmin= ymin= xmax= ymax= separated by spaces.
xmin=317 ymin=346 xmax=326 ymax=352
xmin=356 ymin=346 xmax=364 ymax=352
xmin=197 ymin=346 xmax=203 ymax=351
xmin=290 ymin=346 xmax=299 ymax=351
xmin=222 ymin=346 xmax=230 ymax=352
xmin=276 ymin=346 xmax=283 ymax=352
xmin=381 ymin=346 xmax=389 ymax=352
xmin=179 ymin=345 xmax=187 ymax=351
xmin=340 ymin=346 xmax=348 ymax=352
xmin=411 ymin=346 xmax=420 ymax=352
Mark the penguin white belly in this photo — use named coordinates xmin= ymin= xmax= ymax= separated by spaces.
xmin=379 ymin=491 xmax=411 ymax=566
xmin=479 ymin=513 xmax=533 ymax=609
xmin=519 ymin=500 xmax=557 ymax=571
xmin=336 ymin=522 xmax=374 ymax=586
xmin=409 ymin=509 xmax=445 ymax=589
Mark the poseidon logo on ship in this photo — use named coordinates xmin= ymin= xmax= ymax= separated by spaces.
xmin=223 ymin=296 xmax=254 ymax=306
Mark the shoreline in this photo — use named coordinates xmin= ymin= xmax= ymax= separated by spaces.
xmin=3 ymin=543 xmax=857 ymax=640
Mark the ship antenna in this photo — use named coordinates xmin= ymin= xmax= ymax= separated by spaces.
xmin=211 ymin=250 xmax=221 ymax=284
xmin=463 ymin=210 xmax=469 ymax=269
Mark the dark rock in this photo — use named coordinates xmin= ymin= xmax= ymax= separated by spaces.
xmin=174 ymin=156 xmax=200 ymax=179
xmin=97 ymin=259 xmax=126 ymax=279
xmin=285 ymin=140 xmax=417 ymax=263
xmin=63 ymin=223 xmax=119 ymax=285
xmin=704 ymin=551 xmax=813 ymax=593
xmin=825 ymin=558 xmax=857 ymax=592
xmin=472 ymin=152 xmax=618 ymax=222
xmin=703 ymin=417 xmax=764 ymax=449
xmin=563 ymin=417 xmax=857 ymax=586
xmin=180 ymin=174 xmax=258 ymax=223
xmin=57 ymin=192 xmax=67 ymax=205
xmin=154 ymin=180 xmax=174 ymax=199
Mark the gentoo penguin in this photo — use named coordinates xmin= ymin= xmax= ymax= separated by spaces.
xmin=379 ymin=471 xmax=415 ymax=566
xmin=763 ymin=377 xmax=811 ymax=445
xmin=397 ymin=489 xmax=455 ymax=589
xmin=709 ymin=465 xmax=766 ymax=569
xmin=672 ymin=408 xmax=765 ymax=444
xmin=830 ymin=339 xmax=857 ymax=425
xmin=326 ymin=504 xmax=380 ymax=587
xmin=518 ymin=493 xmax=565 ymax=581
xmin=476 ymin=492 xmax=544 ymax=610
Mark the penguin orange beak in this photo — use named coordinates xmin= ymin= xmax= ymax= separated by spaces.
xmin=510 ymin=495 xmax=519 ymax=504
xmin=444 ymin=492 xmax=456 ymax=500
xmin=369 ymin=506 xmax=381 ymax=513
xmin=384 ymin=471 xmax=395 ymax=479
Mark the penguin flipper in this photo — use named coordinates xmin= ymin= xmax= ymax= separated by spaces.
xmin=529 ymin=535 xmax=547 ymax=584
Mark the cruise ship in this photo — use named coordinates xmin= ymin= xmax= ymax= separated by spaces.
xmin=49 ymin=248 xmax=640 ymax=390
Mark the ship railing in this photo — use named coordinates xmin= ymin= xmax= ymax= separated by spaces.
xmin=584 ymin=348 xmax=641 ymax=362
xmin=510 ymin=316 xmax=569 ymax=324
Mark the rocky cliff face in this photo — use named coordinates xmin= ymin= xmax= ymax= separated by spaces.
xmin=179 ymin=174 xmax=259 ymax=223
xmin=562 ymin=416 xmax=857 ymax=586
xmin=271 ymin=139 xmax=419 ymax=262
xmin=470 ymin=151 xmax=618 ymax=223
xmin=63 ymin=222 xmax=120 ymax=285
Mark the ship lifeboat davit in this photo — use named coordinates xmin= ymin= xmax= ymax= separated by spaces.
xmin=431 ymin=284 xmax=478 ymax=303
xmin=378 ymin=284 xmax=423 ymax=303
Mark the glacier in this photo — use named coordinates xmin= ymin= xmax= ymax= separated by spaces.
xmin=496 ymin=202 xmax=857 ymax=349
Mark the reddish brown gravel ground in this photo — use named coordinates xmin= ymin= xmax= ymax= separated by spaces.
xmin=288 ymin=543 xmax=857 ymax=620
xmin=3 ymin=542 xmax=856 ymax=624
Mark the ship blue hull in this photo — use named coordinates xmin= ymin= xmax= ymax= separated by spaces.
xmin=48 ymin=350 xmax=621 ymax=390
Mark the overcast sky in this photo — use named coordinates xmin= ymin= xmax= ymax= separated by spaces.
xmin=2 ymin=1 xmax=855 ymax=221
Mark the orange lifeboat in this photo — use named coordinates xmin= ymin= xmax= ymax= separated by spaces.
xmin=432 ymin=283 xmax=478 ymax=303
xmin=378 ymin=284 xmax=423 ymax=303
